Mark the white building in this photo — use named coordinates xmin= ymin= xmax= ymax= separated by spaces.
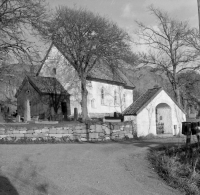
xmin=123 ymin=86 xmax=186 ymax=137
xmin=38 ymin=46 xmax=135 ymax=118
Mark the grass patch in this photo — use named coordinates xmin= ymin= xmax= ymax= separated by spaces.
xmin=148 ymin=144 xmax=200 ymax=195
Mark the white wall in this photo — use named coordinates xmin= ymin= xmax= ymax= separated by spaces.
xmin=136 ymin=90 xmax=186 ymax=137
xmin=87 ymin=81 xmax=133 ymax=116
xmin=39 ymin=47 xmax=133 ymax=117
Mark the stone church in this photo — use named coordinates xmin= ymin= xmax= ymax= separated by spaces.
xmin=37 ymin=45 xmax=135 ymax=118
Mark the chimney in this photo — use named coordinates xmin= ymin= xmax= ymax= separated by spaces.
xmin=153 ymin=84 xmax=160 ymax=88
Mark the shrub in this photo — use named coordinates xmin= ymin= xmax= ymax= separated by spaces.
xmin=148 ymin=144 xmax=200 ymax=195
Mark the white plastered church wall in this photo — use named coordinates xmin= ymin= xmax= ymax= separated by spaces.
xmin=39 ymin=47 xmax=133 ymax=117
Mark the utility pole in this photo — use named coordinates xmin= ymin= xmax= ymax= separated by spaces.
xmin=198 ymin=0 xmax=200 ymax=31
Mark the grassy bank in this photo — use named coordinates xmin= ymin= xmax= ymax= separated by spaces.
xmin=148 ymin=144 xmax=200 ymax=195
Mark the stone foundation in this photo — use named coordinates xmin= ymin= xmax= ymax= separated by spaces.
xmin=0 ymin=121 xmax=136 ymax=142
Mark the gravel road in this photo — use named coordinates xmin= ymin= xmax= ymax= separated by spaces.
xmin=0 ymin=137 xmax=184 ymax=195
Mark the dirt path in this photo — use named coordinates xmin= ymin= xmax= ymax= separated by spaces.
xmin=0 ymin=137 xmax=185 ymax=195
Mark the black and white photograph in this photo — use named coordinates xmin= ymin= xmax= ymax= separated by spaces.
xmin=0 ymin=0 xmax=199 ymax=194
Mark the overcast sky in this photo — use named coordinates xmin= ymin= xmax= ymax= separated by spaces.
xmin=46 ymin=0 xmax=199 ymax=30
xmin=44 ymin=0 xmax=198 ymax=53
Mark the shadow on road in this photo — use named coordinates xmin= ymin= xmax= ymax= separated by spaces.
xmin=88 ymin=137 xmax=186 ymax=148
xmin=6 ymin=156 xmax=66 ymax=195
xmin=122 ymin=139 xmax=184 ymax=148
xmin=0 ymin=175 xmax=19 ymax=195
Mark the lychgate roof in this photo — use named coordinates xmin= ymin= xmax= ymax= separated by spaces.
xmin=123 ymin=86 xmax=186 ymax=115
xmin=123 ymin=86 xmax=161 ymax=115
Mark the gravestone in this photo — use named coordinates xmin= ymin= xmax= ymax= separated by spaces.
xmin=0 ymin=112 xmax=5 ymax=123
xmin=16 ymin=115 xmax=21 ymax=123
xmin=24 ymin=99 xmax=31 ymax=122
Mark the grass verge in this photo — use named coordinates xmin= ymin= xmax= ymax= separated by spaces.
xmin=148 ymin=144 xmax=200 ymax=195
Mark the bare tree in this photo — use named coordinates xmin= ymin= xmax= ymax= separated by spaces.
xmin=45 ymin=84 xmax=68 ymax=121
xmin=178 ymin=70 xmax=200 ymax=112
xmin=27 ymin=76 xmax=69 ymax=120
xmin=184 ymin=28 xmax=200 ymax=69
xmin=0 ymin=0 xmax=47 ymax=72
xmin=35 ymin=6 xmax=131 ymax=121
xmin=135 ymin=6 xmax=197 ymax=105
xmin=103 ymin=86 xmax=128 ymax=113
xmin=198 ymin=0 xmax=200 ymax=31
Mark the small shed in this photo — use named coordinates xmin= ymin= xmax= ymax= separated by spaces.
xmin=15 ymin=76 xmax=70 ymax=121
xmin=123 ymin=86 xmax=186 ymax=137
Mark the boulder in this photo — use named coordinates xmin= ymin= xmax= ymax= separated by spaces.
xmin=126 ymin=134 xmax=133 ymax=139
xmin=89 ymin=132 xmax=98 ymax=139
xmin=104 ymin=127 xmax=110 ymax=135
xmin=81 ymin=138 xmax=87 ymax=142
xmin=96 ymin=125 xmax=103 ymax=133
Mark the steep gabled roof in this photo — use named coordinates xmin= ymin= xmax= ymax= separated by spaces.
xmin=36 ymin=43 xmax=53 ymax=76
xmin=123 ymin=87 xmax=161 ymax=115
xmin=123 ymin=86 xmax=186 ymax=115
xmin=87 ymin=62 xmax=135 ymax=89
xmin=15 ymin=76 xmax=69 ymax=97
xmin=28 ymin=76 xmax=69 ymax=95
xmin=37 ymin=45 xmax=135 ymax=89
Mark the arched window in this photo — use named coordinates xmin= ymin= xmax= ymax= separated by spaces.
xmin=114 ymin=90 xmax=117 ymax=105
xmin=101 ymin=87 xmax=104 ymax=105
xmin=123 ymin=93 xmax=126 ymax=104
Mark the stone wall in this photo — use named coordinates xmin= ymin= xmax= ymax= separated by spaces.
xmin=0 ymin=122 xmax=136 ymax=142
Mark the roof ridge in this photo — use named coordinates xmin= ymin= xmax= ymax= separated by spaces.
xmin=134 ymin=87 xmax=157 ymax=104
xmin=29 ymin=75 xmax=56 ymax=78
xmin=122 ymin=89 xmax=149 ymax=114
xmin=36 ymin=43 xmax=54 ymax=76
xmin=123 ymin=86 xmax=162 ymax=115
xmin=113 ymin=68 xmax=126 ymax=84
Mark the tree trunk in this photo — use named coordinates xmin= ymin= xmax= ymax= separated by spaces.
xmin=175 ymin=85 xmax=181 ymax=106
xmin=198 ymin=0 xmax=200 ymax=32
xmin=173 ymin=67 xmax=181 ymax=106
xmin=81 ymin=76 xmax=89 ymax=122
xmin=54 ymin=106 xmax=58 ymax=114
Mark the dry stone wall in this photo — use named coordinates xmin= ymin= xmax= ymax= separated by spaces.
xmin=0 ymin=122 xmax=135 ymax=142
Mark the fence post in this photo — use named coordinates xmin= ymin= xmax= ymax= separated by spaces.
xmin=186 ymin=125 xmax=191 ymax=147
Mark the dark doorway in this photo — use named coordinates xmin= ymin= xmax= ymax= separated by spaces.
xmin=61 ymin=102 xmax=68 ymax=120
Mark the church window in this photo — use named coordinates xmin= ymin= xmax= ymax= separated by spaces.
xmin=123 ymin=94 xmax=126 ymax=104
xmin=114 ymin=90 xmax=117 ymax=105
xmin=101 ymin=87 xmax=104 ymax=105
